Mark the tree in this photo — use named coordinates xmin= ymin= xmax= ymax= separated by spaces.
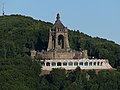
xmin=49 ymin=68 xmax=66 ymax=89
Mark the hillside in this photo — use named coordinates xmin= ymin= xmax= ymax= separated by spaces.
xmin=0 ymin=15 xmax=120 ymax=67
xmin=0 ymin=15 xmax=120 ymax=90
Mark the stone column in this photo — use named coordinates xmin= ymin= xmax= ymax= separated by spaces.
xmin=47 ymin=28 xmax=53 ymax=51
xmin=64 ymin=28 xmax=70 ymax=50
xmin=55 ymin=28 xmax=58 ymax=50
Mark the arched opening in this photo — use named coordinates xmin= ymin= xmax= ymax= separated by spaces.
xmin=57 ymin=62 xmax=62 ymax=66
xmin=68 ymin=62 xmax=73 ymax=66
xmin=79 ymin=62 xmax=83 ymax=66
xmin=101 ymin=62 xmax=103 ymax=66
xmin=52 ymin=62 xmax=56 ymax=66
xmin=84 ymin=62 xmax=88 ymax=66
xmin=97 ymin=62 xmax=100 ymax=66
xmin=46 ymin=62 xmax=50 ymax=66
xmin=52 ymin=35 xmax=55 ymax=49
xmin=58 ymin=35 xmax=64 ymax=49
xmin=94 ymin=62 xmax=96 ymax=66
xmin=74 ymin=62 xmax=78 ymax=66
xmin=63 ymin=62 xmax=67 ymax=66
xmin=89 ymin=62 xmax=92 ymax=66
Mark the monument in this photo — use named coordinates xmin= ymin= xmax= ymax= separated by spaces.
xmin=37 ymin=14 xmax=88 ymax=60
xmin=47 ymin=13 xmax=70 ymax=51
xmin=31 ymin=14 xmax=113 ymax=74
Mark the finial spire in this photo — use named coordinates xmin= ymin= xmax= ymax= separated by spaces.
xmin=56 ymin=13 xmax=60 ymax=20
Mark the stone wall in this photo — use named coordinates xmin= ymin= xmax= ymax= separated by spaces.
xmin=37 ymin=50 xmax=88 ymax=60
xmin=42 ymin=59 xmax=113 ymax=71
xmin=54 ymin=51 xmax=75 ymax=59
xmin=30 ymin=50 xmax=36 ymax=59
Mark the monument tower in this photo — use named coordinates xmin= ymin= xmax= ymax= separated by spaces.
xmin=36 ymin=13 xmax=88 ymax=60
xmin=38 ymin=14 xmax=112 ymax=74
xmin=47 ymin=13 xmax=70 ymax=51
xmin=35 ymin=13 xmax=113 ymax=73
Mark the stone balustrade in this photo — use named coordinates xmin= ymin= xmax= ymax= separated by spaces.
xmin=41 ymin=59 xmax=112 ymax=71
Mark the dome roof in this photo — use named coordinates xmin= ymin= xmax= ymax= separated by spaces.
xmin=52 ymin=13 xmax=65 ymax=29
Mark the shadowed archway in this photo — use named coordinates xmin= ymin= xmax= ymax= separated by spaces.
xmin=58 ymin=35 xmax=64 ymax=49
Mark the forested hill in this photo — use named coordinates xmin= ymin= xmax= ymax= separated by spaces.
xmin=0 ymin=15 xmax=120 ymax=67
xmin=0 ymin=15 xmax=120 ymax=90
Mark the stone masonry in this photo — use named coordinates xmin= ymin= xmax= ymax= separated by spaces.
xmin=35 ymin=13 xmax=88 ymax=60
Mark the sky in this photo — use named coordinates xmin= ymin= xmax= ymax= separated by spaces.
xmin=0 ymin=0 xmax=120 ymax=44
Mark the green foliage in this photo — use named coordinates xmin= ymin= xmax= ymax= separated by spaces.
xmin=0 ymin=15 xmax=52 ymax=59
xmin=38 ymin=68 xmax=120 ymax=90
xmin=0 ymin=56 xmax=41 ymax=90
xmin=0 ymin=57 xmax=120 ymax=90
xmin=68 ymin=30 xmax=120 ymax=67
xmin=49 ymin=68 xmax=66 ymax=89
xmin=0 ymin=15 xmax=120 ymax=90
xmin=0 ymin=15 xmax=120 ymax=67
